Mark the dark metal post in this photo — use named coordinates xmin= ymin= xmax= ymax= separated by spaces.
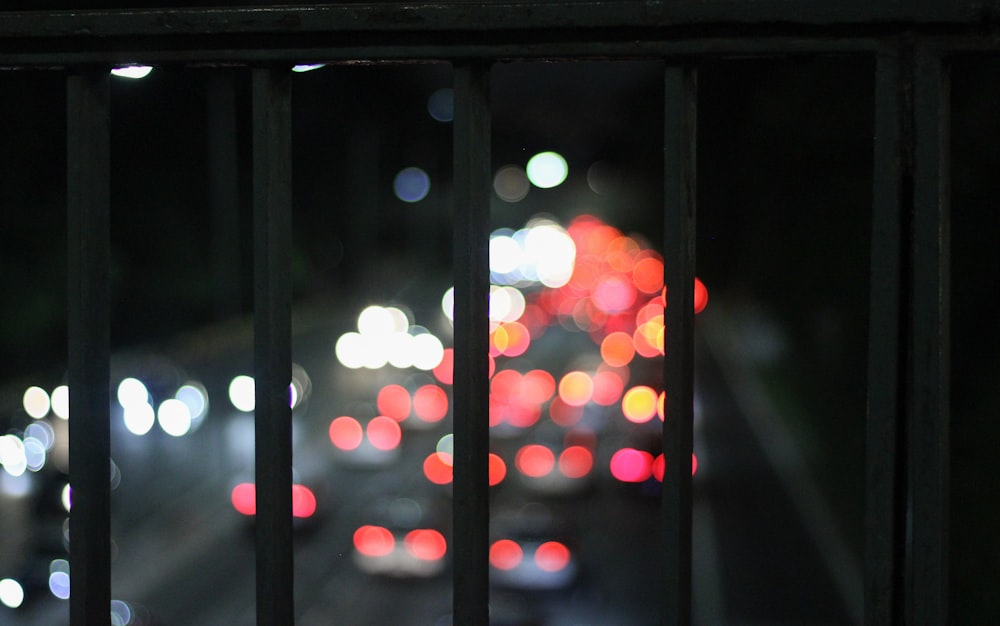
xmin=662 ymin=64 xmax=696 ymax=626
xmin=252 ymin=66 xmax=294 ymax=626
xmin=908 ymin=46 xmax=949 ymax=626
xmin=451 ymin=61 xmax=491 ymax=626
xmin=866 ymin=45 xmax=907 ymax=626
xmin=67 ymin=68 xmax=112 ymax=626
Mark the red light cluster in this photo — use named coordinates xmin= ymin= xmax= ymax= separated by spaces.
xmin=489 ymin=539 xmax=571 ymax=572
xmin=353 ymin=525 xmax=447 ymax=561
xmin=230 ymin=482 xmax=317 ymax=518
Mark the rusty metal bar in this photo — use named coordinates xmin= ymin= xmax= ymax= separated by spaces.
xmin=252 ymin=66 xmax=294 ymax=626
xmin=662 ymin=63 xmax=697 ymax=626
xmin=67 ymin=67 xmax=111 ymax=626
xmin=908 ymin=45 xmax=950 ymax=626
xmin=866 ymin=45 xmax=907 ymax=626
xmin=451 ymin=60 xmax=491 ymax=626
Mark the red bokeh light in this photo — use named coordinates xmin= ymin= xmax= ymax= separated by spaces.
xmin=558 ymin=446 xmax=594 ymax=479
xmin=413 ymin=384 xmax=449 ymax=423
xmin=366 ymin=416 xmax=402 ymax=451
xmin=377 ymin=384 xmax=411 ymax=422
xmin=694 ymin=277 xmax=709 ymax=314
xmin=404 ymin=529 xmax=447 ymax=561
xmin=548 ymin=396 xmax=584 ymax=427
xmin=329 ymin=416 xmax=363 ymax=451
xmin=515 ymin=444 xmax=555 ymax=478
xmin=534 ymin=541 xmax=571 ymax=572
xmin=433 ymin=348 xmax=454 ymax=385
xmin=423 ymin=452 xmax=453 ymax=485
xmin=591 ymin=370 xmax=625 ymax=406
xmin=489 ymin=452 xmax=507 ymax=486
xmin=354 ymin=525 xmax=395 ymax=557
xmin=651 ymin=452 xmax=699 ymax=481
xmin=609 ymin=448 xmax=654 ymax=482
xmin=292 ymin=484 xmax=317 ymax=518
xmin=231 ymin=482 xmax=256 ymax=516
xmin=490 ymin=539 xmax=523 ymax=570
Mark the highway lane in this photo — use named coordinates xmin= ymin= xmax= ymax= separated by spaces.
xmin=3 ymin=305 xmax=862 ymax=625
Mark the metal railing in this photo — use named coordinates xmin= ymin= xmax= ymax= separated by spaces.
xmin=0 ymin=2 xmax=975 ymax=624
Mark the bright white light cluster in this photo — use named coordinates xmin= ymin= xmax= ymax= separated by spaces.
xmin=336 ymin=305 xmax=445 ymax=371
xmin=110 ymin=65 xmax=152 ymax=79
xmin=227 ymin=365 xmax=311 ymax=413
xmin=489 ymin=218 xmax=576 ymax=288
xmin=118 ymin=377 xmax=208 ymax=437
xmin=0 ymin=424 xmax=55 ymax=481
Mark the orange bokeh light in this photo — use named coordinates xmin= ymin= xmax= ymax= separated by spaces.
xmin=558 ymin=371 xmax=593 ymax=407
xmin=558 ymin=446 xmax=594 ymax=479
xmin=600 ymin=331 xmax=635 ymax=367
xmin=632 ymin=256 xmax=664 ymax=294
xmin=622 ymin=386 xmax=658 ymax=423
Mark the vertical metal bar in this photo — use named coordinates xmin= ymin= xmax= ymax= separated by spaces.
xmin=207 ymin=71 xmax=243 ymax=320
xmin=67 ymin=68 xmax=111 ymax=626
xmin=252 ymin=66 xmax=294 ymax=626
xmin=908 ymin=46 xmax=949 ymax=626
xmin=451 ymin=61 xmax=491 ymax=626
xmin=866 ymin=45 xmax=906 ymax=626
xmin=662 ymin=64 xmax=696 ymax=626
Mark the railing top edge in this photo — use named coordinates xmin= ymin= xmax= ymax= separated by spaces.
xmin=0 ymin=1 xmax=997 ymax=40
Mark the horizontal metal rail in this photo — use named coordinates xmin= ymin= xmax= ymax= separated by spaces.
xmin=0 ymin=1 xmax=994 ymax=38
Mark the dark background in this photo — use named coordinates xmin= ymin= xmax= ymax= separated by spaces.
xmin=0 ymin=15 xmax=995 ymax=622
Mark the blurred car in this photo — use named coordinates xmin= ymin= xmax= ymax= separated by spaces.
xmin=489 ymin=503 xmax=580 ymax=592
xmin=351 ymin=495 xmax=449 ymax=578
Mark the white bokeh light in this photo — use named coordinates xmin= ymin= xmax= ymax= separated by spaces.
xmin=490 ymin=235 xmax=523 ymax=275
xmin=117 ymin=378 xmax=149 ymax=408
xmin=111 ymin=65 xmax=152 ymax=79
xmin=411 ymin=333 xmax=445 ymax=371
xmin=123 ymin=402 xmax=155 ymax=436
xmin=0 ymin=435 xmax=27 ymax=477
xmin=526 ymin=151 xmax=568 ymax=189
xmin=228 ymin=376 xmax=256 ymax=412
xmin=0 ymin=578 xmax=24 ymax=609
xmin=525 ymin=221 xmax=576 ymax=287
xmin=158 ymin=399 xmax=192 ymax=437
xmin=51 ymin=385 xmax=69 ymax=420
xmin=22 ymin=386 xmax=50 ymax=419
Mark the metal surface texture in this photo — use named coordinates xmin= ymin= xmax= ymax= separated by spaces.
xmin=0 ymin=2 xmax=998 ymax=66
xmin=67 ymin=68 xmax=112 ymax=626
xmin=451 ymin=60 xmax=492 ymax=626
xmin=252 ymin=66 xmax=295 ymax=626
xmin=909 ymin=46 xmax=950 ymax=626
xmin=866 ymin=45 xmax=907 ymax=626
xmin=662 ymin=64 xmax=696 ymax=626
